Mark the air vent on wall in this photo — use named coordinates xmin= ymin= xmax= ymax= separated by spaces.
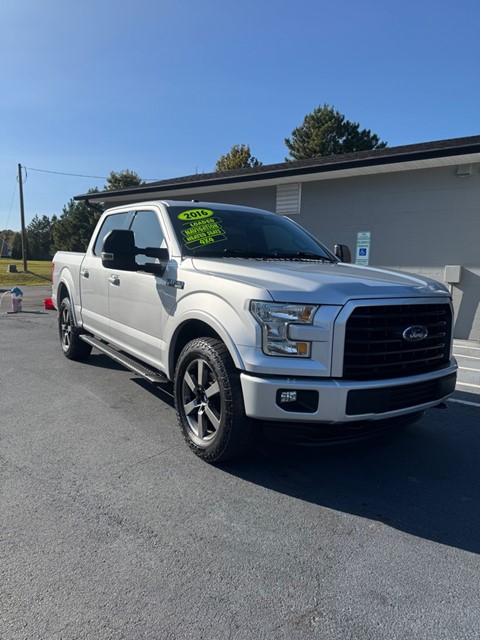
xmin=456 ymin=165 xmax=472 ymax=177
xmin=276 ymin=183 xmax=302 ymax=215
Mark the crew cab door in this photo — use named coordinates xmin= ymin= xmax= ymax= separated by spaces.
xmin=107 ymin=209 xmax=169 ymax=371
xmin=80 ymin=210 xmax=134 ymax=340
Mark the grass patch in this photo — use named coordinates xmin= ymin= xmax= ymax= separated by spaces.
xmin=0 ymin=259 xmax=52 ymax=287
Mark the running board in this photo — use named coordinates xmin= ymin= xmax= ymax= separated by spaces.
xmin=80 ymin=335 xmax=168 ymax=384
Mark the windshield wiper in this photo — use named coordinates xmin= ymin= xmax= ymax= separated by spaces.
xmin=270 ymin=251 xmax=335 ymax=262
xmin=222 ymin=248 xmax=272 ymax=258
xmin=189 ymin=248 xmax=271 ymax=258
xmin=188 ymin=248 xmax=335 ymax=261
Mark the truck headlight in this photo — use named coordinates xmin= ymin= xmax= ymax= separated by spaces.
xmin=250 ymin=301 xmax=318 ymax=357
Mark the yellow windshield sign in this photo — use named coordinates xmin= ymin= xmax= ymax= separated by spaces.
xmin=181 ymin=217 xmax=227 ymax=248
xmin=178 ymin=208 xmax=214 ymax=221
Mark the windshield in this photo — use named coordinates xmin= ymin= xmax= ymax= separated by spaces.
xmin=166 ymin=205 xmax=336 ymax=261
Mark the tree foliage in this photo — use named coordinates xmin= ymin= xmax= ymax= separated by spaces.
xmin=51 ymin=192 xmax=101 ymax=253
xmin=105 ymin=169 xmax=144 ymax=191
xmin=11 ymin=233 xmax=23 ymax=260
xmin=1 ymin=169 xmax=147 ymax=256
xmin=47 ymin=169 xmax=145 ymax=253
xmin=285 ymin=104 xmax=387 ymax=160
xmin=215 ymin=144 xmax=262 ymax=172
xmin=26 ymin=215 xmax=57 ymax=260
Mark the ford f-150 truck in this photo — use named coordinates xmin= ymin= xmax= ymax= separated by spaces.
xmin=52 ymin=200 xmax=457 ymax=462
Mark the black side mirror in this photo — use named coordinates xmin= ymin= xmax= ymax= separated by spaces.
xmin=101 ymin=229 xmax=137 ymax=270
xmin=334 ymin=244 xmax=352 ymax=263
xmin=139 ymin=247 xmax=169 ymax=260
xmin=137 ymin=248 xmax=169 ymax=276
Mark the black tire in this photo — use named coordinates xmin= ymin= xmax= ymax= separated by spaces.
xmin=174 ymin=337 xmax=254 ymax=463
xmin=58 ymin=297 xmax=92 ymax=361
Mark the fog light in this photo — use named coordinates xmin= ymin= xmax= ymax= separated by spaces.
xmin=276 ymin=389 xmax=319 ymax=413
xmin=279 ymin=390 xmax=297 ymax=404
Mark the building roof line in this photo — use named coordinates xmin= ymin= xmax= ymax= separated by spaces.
xmin=75 ymin=134 xmax=480 ymax=202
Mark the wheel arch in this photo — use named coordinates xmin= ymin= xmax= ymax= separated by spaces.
xmin=55 ymin=267 xmax=82 ymax=327
xmin=169 ymin=317 xmax=244 ymax=379
xmin=56 ymin=279 xmax=81 ymax=327
xmin=57 ymin=280 xmax=69 ymax=305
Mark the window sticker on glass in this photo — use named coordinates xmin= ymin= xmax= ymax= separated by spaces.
xmin=178 ymin=209 xmax=227 ymax=248
xmin=177 ymin=208 xmax=214 ymax=221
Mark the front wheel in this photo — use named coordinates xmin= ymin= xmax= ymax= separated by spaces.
xmin=58 ymin=297 xmax=92 ymax=361
xmin=174 ymin=337 xmax=254 ymax=463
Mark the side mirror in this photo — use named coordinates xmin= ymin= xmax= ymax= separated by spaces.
xmin=101 ymin=230 xmax=169 ymax=275
xmin=101 ymin=229 xmax=137 ymax=271
xmin=140 ymin=247 xmax=169 ymax=260
xmin=136 ymin=247 xmax=169 ymax=276
xmin=334 ymin=244 xmax=352 ymax=263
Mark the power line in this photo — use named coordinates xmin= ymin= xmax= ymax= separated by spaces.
xmin=24 ymin=166 xmax=159 ymax=182
xmin=6 ymin=180 xmax=18 ymax=224
xmin=0 ymin=180 xmax=18 ymax=256
xmin=25 ymin=166 xmax=109 ymax=179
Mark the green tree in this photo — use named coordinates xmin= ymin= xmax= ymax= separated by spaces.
xmin=285 ymin=104 xmax=387 ymax=160
xmin=51 ymin=196 xmax=100 ymax=253
xmin=215 ymin=144 xmax=262 ymax=172
xmin=27 ymin=215 xmax=56 ymax=260
xmin=51 ymin=168 xmax=144 ymax=253
xmin=105 ymin=169 xmax=144 ymax=191
xmin=11 ymin=232 xmax=23 ymax=260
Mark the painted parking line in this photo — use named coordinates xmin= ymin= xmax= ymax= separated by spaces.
xmin=453 ymin=354 xmax=480 ymax=361
xmin=458 ymin=366 xmax=480 ymax=373
xmin=456 ymin=381 xmax=480 ymax=390
xmin=453 ymin=345 xmax=480 ymax=351
xmin=449 ymin=398 xmax=480 ymax=408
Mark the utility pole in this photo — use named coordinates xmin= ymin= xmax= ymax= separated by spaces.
xmin=17 ymin=163 xmax=27 ymax=272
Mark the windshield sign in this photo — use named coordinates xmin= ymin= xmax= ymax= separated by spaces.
xmin=167 ymin=205 xmax=335 ymax=261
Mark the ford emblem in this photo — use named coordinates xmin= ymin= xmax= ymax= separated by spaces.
xmin=403 ymin=325 xmax=429 ymax=342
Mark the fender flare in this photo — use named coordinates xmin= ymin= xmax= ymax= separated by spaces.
xmin=55 ymin=269 xmax=80 ymax=327
xmin=168 ymin=308 xmax=249 ymax=376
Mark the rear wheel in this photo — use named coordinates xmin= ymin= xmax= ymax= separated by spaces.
xmin=174 ymin=337 xmax=254 ymax=462
xmin=58 ymin=297 xmax=92 ymax=361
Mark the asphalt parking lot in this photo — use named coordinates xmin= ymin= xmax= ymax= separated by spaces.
xmin=1 ymin=287 xmax=479 ymax=640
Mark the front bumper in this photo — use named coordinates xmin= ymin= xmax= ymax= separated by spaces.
xmin=240 ymin=364 xmax=457 ymax=423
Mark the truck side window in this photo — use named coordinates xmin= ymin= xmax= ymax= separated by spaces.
xmin=130 ymin=210 xmax=166 ymax=265
xmin=93 ymin=212 xmax=134 ymax=256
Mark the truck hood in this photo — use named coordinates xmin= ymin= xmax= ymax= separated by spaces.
xmin=191 ymin=258 xmax=450 ymax=305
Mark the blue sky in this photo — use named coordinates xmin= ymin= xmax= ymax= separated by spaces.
xmin=1 ymin=0 xmax=479 ymax=230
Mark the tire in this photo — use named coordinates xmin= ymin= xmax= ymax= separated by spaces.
xmin=174 ymin=337 xmax=254 ymax=463
xmin=58 ymin=297 xmax=92 ymax=361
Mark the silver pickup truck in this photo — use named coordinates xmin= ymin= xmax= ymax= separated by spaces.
xmin=52 ymin=200 xmax=457 ymax=462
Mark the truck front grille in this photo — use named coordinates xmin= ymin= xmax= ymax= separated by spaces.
xmin=343 ymin=303 xmax=452 ymax=380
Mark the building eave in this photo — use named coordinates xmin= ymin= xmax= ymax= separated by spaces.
xmin=76 ymin=135 xmax=480 ymax=206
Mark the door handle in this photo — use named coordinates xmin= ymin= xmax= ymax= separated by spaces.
xmin=108 ymin=274 xmax=120 ymax=286
xmin=81 ymin=269 xmax=89 ymax=279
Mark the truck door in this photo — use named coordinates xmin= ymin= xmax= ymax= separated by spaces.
xmin=80 ymin=210 xmax=134 ymax=340
xmin=107 ymin=209 xmax=168 ymax=370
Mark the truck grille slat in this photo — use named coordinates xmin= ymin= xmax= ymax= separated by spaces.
xmin=345 ymin=344 xmax=446 ymax=358
xmin=343 ymin=303 xmax=452 ymax=380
